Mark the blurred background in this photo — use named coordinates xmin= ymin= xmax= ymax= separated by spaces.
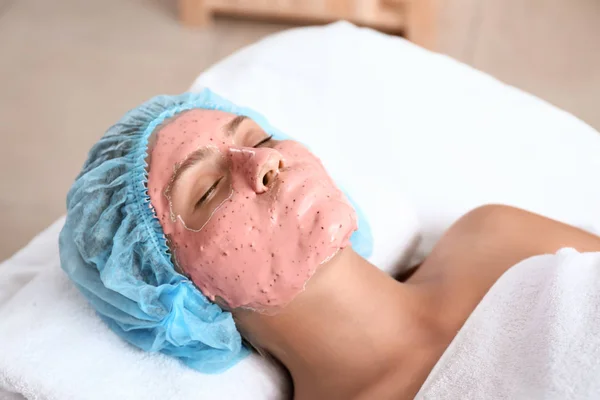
xmin=0 ymin=0 xmax=599 ymax=260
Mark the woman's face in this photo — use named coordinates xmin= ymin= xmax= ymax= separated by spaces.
xmin=147 ymin=109 xmax=357 ymax=311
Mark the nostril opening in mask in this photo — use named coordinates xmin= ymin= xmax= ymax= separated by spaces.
xmin=261 ymin=169 xmax=279 ymax=190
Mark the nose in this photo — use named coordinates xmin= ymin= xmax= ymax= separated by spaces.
xmin=228 ymin=146 xmax=284 ymax=194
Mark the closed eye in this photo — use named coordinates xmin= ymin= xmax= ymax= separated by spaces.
xmin=195 ymin=177 xmax=223 ymax=209
xmin=254 ymin=135 xmax=273 ymax=148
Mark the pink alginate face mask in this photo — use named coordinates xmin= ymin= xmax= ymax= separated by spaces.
xmin=147 ymin=109 xmax=357 ymax=312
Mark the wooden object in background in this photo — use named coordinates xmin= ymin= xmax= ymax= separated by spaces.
xmin=178 ymin=0 xmax=438 ymax=50
xmin=402 ymin=0 xmax=438 ymax=50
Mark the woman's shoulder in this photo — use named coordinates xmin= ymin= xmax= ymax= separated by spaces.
xmin=414 ymin=204 xmax=600 ymax=282
xmin=406 ymin=204 xmax=600 ymax=331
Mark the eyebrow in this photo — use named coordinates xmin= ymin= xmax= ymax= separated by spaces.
xmin=223 ymin=115 xmax=248 ymax=137
xmin=164 ymin=147 xmax=214 ymax=198
xmin=164 ymin=115 xmax=249 ymax=198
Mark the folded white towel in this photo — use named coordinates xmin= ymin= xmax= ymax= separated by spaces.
xmin=417 ymin=248 xmax=600 ymax=399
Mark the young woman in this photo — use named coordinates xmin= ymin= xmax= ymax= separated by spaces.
xmin=60 ymin=90 xmax=600 ymax=399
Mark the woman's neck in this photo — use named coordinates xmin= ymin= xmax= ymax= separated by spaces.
xmin=236 ymin=249 xmax=442 ymax=400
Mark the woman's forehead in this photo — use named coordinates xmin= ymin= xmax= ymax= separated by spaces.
xmin=155 ymin=109 xmax=237 ymax=144
xmin=147 ymin=109 xmax=237 ymax=173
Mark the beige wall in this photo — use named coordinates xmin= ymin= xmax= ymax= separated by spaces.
xmin=439 ymin=0 xmax=600 ymax=129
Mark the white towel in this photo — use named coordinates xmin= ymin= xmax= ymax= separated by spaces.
xmin=416 ymin=248 xmax=600 ymax=399
xmin=0 ymin=221 xmax=289 ymax=400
